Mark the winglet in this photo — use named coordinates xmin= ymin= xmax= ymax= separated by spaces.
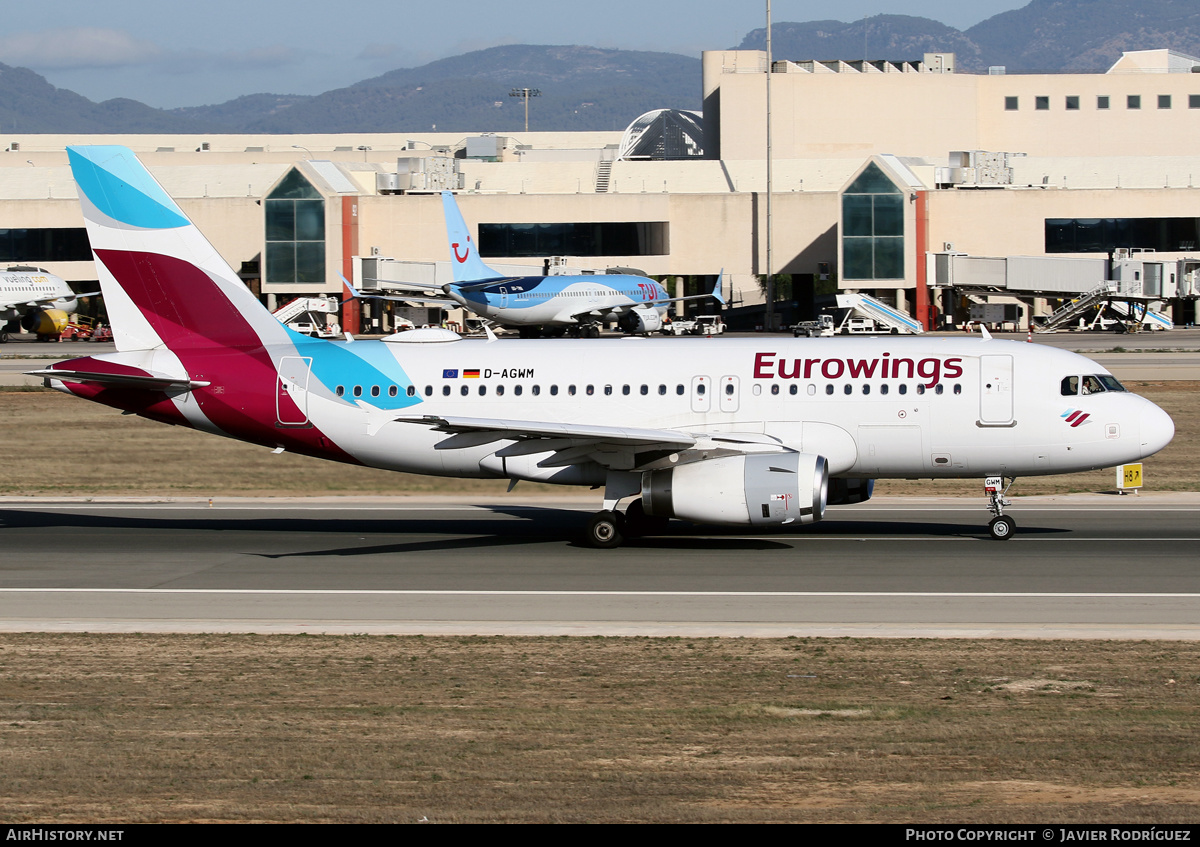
xmin=441 ymin=191 xmax=501 ymax=283
xmin=712 ymin=270 xmax=726 ymax=305
xmin=341 ymin=274 xmax=363 ymax=304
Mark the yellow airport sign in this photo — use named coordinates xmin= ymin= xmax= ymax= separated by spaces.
xmin=1117 ymin=463 xmax=1143 ymax=491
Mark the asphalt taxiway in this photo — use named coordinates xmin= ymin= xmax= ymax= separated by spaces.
xmin=2 ymin=495 xmax=1197 ymax=638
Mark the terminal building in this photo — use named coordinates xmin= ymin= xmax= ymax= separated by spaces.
xmin=2 ymin=47 xmax=1199 ymax=334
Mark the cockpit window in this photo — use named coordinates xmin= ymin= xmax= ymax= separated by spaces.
xmin=1097 ymin=375 xmax=1126 ymax=392
xmin=1061 ymin=376 xmax=1079 ymax=396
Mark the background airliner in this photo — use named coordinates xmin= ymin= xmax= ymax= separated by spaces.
xmin=349 ymin=191 xmax=724 ymax=337
xmin=0 ymin=266 xmax=91 ymax=342
xmin=32 ymin=146 xmax=1175 ymax=547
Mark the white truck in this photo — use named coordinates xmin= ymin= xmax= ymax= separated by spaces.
xmin=661 ymin=315 xmax=725 ymax=336
xmin=791 ymin=314 xmax=835 ymax=338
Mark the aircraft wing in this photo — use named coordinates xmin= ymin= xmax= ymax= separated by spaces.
xmin=26 ymin=368 xmax=209 ymax=392
xmin=392 ymin=413 xmax=697 ymax=470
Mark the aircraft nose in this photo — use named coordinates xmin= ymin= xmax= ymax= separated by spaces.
xmin=1139 ymin=401 xmax=1175 ymax=456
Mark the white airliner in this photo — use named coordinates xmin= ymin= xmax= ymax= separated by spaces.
xmin=32 ymin=146 xmax=1175 ymax=547
xmin=0 ymin=266 xmax=87 ymax=342
xmin=349 ymin=191 xmax=724 ymax=338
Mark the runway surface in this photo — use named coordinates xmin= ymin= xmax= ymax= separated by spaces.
xmin=2 ymin=495 xmax=1198 ymax=638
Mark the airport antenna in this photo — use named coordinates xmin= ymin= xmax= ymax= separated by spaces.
xmin=509 ymin=88 xmax=541 ymax=133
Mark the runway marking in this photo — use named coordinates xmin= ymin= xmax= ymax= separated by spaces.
xmin=2 ymin=589 xmax=1199 ymax=598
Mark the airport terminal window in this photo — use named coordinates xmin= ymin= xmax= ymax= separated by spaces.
xmin=842 ymin=162 xmax=904 ymax=281
xmin=1036 ymin=96 xmax=1050 ymax=110
xmin=1097 ymin=96 xmax=1110 ymax=109
xmin=1004 ymin=96 xmax=1018 ymax=111
xmin=1065 ymin=96 xmax=1080 ymax=110
xmin=1159 ymin=95 xmax=1172 ymax=109
xmin=1127 ymin=95 xmax=1141 ymax=110
xmin=478 ymin=221 xmax=668 ymax=257
xmin=1046 ymin=216 xmax=1200 ymax=253
xmin=0 ymin=227 xmax=91 ymax=263
xmin=265 ymin=169 xmax=326 ymax=284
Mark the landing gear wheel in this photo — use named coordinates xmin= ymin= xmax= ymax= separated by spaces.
xmin=585 ymin=511 xmax=624 ymax=549
xmin=988 ymin=515 xmax=1015 ymax=540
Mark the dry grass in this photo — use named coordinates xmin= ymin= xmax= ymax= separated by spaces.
xmin=1 ymin=635 xmax=1198 ymax=823
xmin=0 ymin=382 xmax=1195 ymax=498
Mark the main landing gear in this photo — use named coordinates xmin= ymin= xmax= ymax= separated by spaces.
xmin=985 ymin=476 xmax=1016 ymax=540
xmin=583 ymin=500 xmax=671 ymax=549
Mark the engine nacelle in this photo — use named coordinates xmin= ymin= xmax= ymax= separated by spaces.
xmin=21 ymin=308 xmax=69 ymax=336
xmin=618 ymin=307 xmax=663 ymax=335
xmin=827 ymin=477 xmax=874 ymax=506
xmin=642 ymin=453 xmax=828 ymax=527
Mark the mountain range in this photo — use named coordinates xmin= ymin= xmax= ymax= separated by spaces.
xmin=1 ymin=0 xmax=1198 ymax=135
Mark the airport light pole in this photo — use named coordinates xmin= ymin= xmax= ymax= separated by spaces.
xmin=764 ymin=0 xmax=775 ymax=333
xmin=509 ymin=88 xmax=541 ymax=133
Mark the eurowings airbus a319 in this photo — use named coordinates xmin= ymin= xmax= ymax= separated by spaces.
xmin=348 ymin=191 xmax=724 ymax=338
xmin=32 ymin=146 xmax=1175 ymax=547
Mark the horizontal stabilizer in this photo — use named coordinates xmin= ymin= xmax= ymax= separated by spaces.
xmin=27 ymin=368 xmax=209 ymax=392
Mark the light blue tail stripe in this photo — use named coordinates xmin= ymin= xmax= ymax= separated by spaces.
xmin=67 ymin=146 xmax=188 ymax=230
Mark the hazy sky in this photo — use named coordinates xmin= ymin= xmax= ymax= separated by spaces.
xmin=0 ymin=0 xmax=1030 ymax=108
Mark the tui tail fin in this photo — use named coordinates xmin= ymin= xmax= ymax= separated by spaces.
xmin=440 ymin=191 xmax=502 ymax=283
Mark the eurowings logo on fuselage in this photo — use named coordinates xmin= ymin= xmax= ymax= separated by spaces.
xmin=1062 ymin=408 xmax=1092 ymax=427
xmin=754 ymin=352 xmax=964 ymax=388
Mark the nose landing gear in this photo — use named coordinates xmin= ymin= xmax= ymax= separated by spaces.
xmin=985 ymin=476 xmax=1016 ymax=540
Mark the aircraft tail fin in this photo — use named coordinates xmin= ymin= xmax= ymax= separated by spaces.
xmin=441 ymin=191 xmax=501 ymax=283
xmin=67 ymin=145 xmax=287 ymax=353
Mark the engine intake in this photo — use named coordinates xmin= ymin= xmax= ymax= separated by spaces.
xmin=642 ymin=453 xmax=828 ymax=526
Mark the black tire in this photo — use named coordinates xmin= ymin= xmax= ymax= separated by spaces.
xmin=988 ymin=515 xmax=1016 ymax=540
xmin=585 ymin=511 xmax=625 ymax=549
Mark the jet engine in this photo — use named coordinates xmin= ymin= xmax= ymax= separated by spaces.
xmin=618 ymin=306 xmax=663 ymax=335
xmin=641 ymin=453 xmax=828 ymax=526
xmin=21 ymin=308 xmax=69 ymax=337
